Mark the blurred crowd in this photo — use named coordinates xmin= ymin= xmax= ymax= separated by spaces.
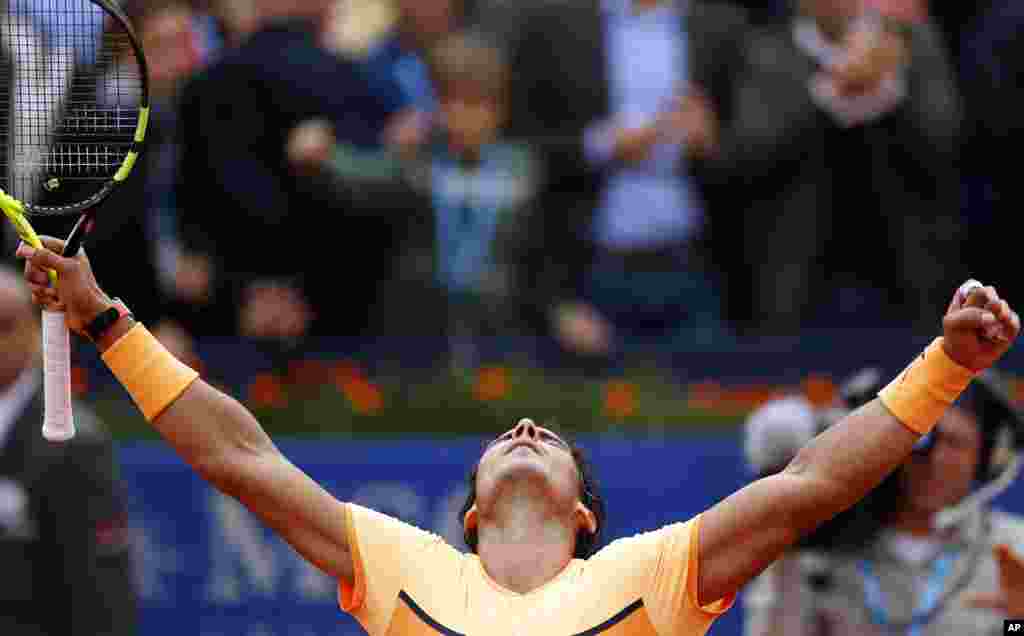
xmin=2 ymin=0 xmax=1020 ymax=377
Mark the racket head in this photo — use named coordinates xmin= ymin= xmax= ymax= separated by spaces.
xmin=0 ymin=0 xmax=150 ymax=218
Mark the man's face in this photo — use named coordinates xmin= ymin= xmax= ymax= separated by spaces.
xmin=440 ymin=88 xmax=504 ymax=156
xmin=141 ymin=7 xmax=202 ymax=98
xmin=899 ymin=407 xmax=982 ymax=516
xmin=397 ymin=0 xmax=456 ymax=47
xmin=474 ymin=420 xmax=582 ymax=512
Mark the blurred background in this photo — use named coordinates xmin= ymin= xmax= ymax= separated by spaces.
xmin=1 ymin=0 xmax=1022 ymax=633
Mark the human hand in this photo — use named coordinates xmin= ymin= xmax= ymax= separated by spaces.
xmin=174 ymin=250 xmax=212 ymax=304
xmin=286 ymin=119 xmax=335 ymax=176
xmin=239 ymin=281 xmax=313 ymax=340
xmin=383 ymin=108 xmax=430 ymax=161
xmin=657 ymin=85 xmax=719 ymax=159
xmin=941 ymin=280 xmax=1019 ymax=372
xmin=831 ymin=19 xmax=907 ymax=97
xmin=552 ymin=301 xmax=614 ymax=356
xmin=16 ymin=237 xmax=114 ymax=338
xmin=964 ymin=544 xmax=1024 ymax=617
xmin=612 ymin=125 xmax=660 ymax=165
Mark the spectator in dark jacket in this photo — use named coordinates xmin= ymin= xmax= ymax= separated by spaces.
xmin=0 ymin=265 xmax=136 ymax=636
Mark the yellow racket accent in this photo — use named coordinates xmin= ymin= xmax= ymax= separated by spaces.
xmin=0 ymin=188 xmax=59 ymax=286
xmin=113 ymin=151 xmax=138 ymax=182
xmin=135 ymin=106 xmax=150 ymax=143
xmin=113 ymin=106 xmax=149 ymax=182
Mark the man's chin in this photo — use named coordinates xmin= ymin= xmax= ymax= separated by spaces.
xmin=496 ymin=454 xmax=547 ymax=476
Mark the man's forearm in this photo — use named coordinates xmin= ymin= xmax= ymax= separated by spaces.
xmin=696 ymin=398 xmax=930 ymax=605
xmin=785 ymin=331 xmax=982 ymax=532
xmin=781 ymin=398 xmax=917 ymax=534
xmin=98 ymin=316 xmax=278 ymax=480
xmin=699 ymin=333 xmax=984 ymax=604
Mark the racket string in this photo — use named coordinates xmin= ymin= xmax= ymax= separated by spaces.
xmin=1 ymin=2 xmax=142 ymax=207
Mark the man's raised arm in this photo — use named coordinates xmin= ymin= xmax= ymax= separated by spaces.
xmin=17 ymin=238 xmax=355 ymax=584
xmin=697 ymin=282 xmax=1020 ymax=606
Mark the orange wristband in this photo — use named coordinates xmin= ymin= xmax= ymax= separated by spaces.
xmin=101 ymin=323 xmax=199 ymax=421
xmin=878 ymin=337 xmax=977 ymax=435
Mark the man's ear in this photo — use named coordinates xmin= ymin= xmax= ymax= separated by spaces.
xmin=575 ymin=501 xmax=597 ymax=535
xmin=464 ymin=504 xmax=478 ymax=532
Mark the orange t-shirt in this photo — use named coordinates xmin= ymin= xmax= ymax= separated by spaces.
xmin=338 ymin=503 xmax=735 ymax=636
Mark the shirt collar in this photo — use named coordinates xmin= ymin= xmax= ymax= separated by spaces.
xmin=0 ymin=367 xmax=41 ymax=449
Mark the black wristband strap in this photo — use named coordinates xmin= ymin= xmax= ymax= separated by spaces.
xmin=85 ymin=298 xmax=133 ymax=342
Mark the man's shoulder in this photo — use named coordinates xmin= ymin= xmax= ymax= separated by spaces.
xmin=590 ymin=518 xmax=699 ymax=562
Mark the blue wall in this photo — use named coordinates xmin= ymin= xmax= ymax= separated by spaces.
xmin=118 ymin=433 xmax=1024 ymax=636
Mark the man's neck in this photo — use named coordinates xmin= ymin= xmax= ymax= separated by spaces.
xmin=476 ymin=489 xmax=576 ymax=594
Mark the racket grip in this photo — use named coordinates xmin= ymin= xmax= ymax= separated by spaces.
xmin=41 ymin=310 xmax=75 ymax=442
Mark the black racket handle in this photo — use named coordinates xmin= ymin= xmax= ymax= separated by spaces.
xmin=62 ymin=211 xmax=97 ymax=257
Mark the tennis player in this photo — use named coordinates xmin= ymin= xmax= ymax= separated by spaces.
xmin=16 ymin=237 xmax=1021 ymax=636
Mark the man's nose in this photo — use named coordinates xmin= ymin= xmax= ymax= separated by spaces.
xmin=514 ymin=418 xmax=537 ymax=439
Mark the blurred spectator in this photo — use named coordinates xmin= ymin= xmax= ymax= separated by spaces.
xmin=330 ymin=0 xmax=471 ymax=163
xmin=2 ymin=0 xmax=202 ymax=333
xmin=322 ymin=0 xmax=397 ymax=60
xmin=362 ymin=0 xmax=462 ymax=112
xmin=174 ymin=0 xmax=412 ymax=349
xmin=713 ymin=1 xmax=961 ymax=336
xmin=927 ymin=0 xmax=995 ymax=71
xmin=5 ymin=0 xmax=105 ymax=66
xmin=0 ymin=4 xmax=77 ymax=253
xmin=0 ymin=265 xmax=137 ymax=635
xmin=743 ymin=370 xmax=1024 ymax=636
xmin=78 ymin=0 xmax=205 ymax=331
xmin=288 ymin=31 xmax=541 ymax=371
xmin=197 ymin=0 xmax=260 ymax=52
xmin=957 ymin=0 xmax=1024 ymax=309
xmin=479 ymin=0 xmax=751 ymax=368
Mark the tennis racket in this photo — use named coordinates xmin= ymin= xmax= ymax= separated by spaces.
xmin=1 ymin=0 xmax=150 ymax=442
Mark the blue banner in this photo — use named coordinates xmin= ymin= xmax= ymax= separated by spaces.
xmin=118 ymin=434 xmax=1024 ymax=636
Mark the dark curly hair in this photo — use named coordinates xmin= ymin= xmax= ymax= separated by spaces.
xmin=458 ymin=432 xmax=605 ymax=559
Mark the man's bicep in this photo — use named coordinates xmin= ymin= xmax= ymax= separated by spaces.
xmin=697 ymin=473 xmax=809 ymax=606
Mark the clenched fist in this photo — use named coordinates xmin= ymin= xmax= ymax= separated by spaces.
xmin=942 ymin=280 xmax=1020 ymax=372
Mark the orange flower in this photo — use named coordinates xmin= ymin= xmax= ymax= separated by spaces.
xmin=342 ymin=377 xmax=383 ymax=414
xmin=474 ymin=366 xmax=509 ymax=401
xmin=802 ymin=374 xmax=837 ymax=408
xmin=249 ymin=373 xmax=286 ymax=408
xmin=604 ymin=380 xmax=636 ymax=418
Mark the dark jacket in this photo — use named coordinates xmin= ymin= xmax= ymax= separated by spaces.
xmin=0 ymin=380 xmax=136 ymax=635
xmin=176 ymin=18 xmax=409 ymax=338
xmin=710 ymin=19 xmax=961 ymax=335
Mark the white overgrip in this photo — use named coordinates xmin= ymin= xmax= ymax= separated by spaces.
xmin=41 ymin=309 xmax=75 ymax=442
